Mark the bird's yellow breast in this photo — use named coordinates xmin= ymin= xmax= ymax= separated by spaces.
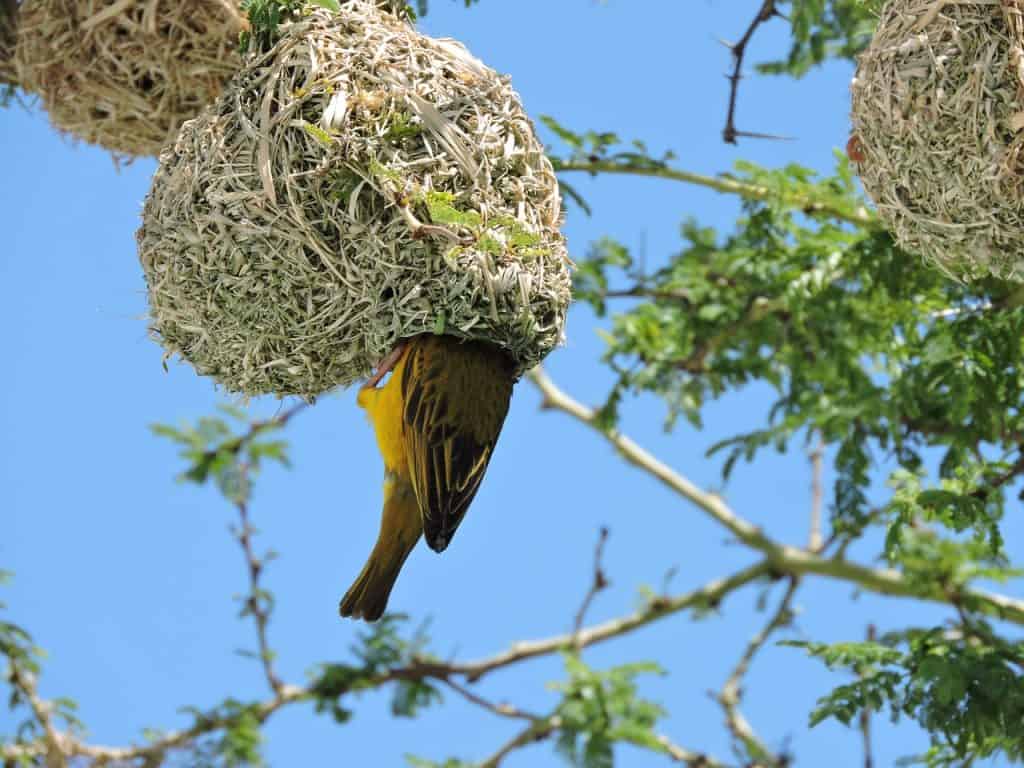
xmin=357 ymin=352 xmax=409 ymax=474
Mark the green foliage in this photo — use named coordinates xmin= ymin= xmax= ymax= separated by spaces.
xmin=541 ymin=116 xmax=678 ymax=216
xmin=182 ymin=699 xmax=266 ymax=767
xmin=574 ymin=154 xmax=1024 ymax=556
xmin=240 ymin=0 xmax=341 ymax=51
xmin=786 ymin=626 xmax=1024 ymax=765
xmin=152 ymin=406 xmax=292 ymax=506
xmin=549 ymin=653 xmax=669 ymax=767
xmin=762 ymin=0 xmax=881 ymax=77
xmin=309 ymin=616 xmax=441 ymax=724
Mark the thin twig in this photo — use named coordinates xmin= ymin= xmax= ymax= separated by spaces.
xmin=478 ymin=717 xmax=561 ymax=768
xmin=7 ymin=663 xmax=67 ymax=767
xmin=439 ymin=677 xmax=542 ymax=722
xmin=527 ymin=367 xmax=1024 ymax=626
xmin=722 ymin=0 xmax=784 ymax=144
xmin=717 ymin=577 xmax=799 ymax=765
xmin=573 ymin=526 xmax=610 ymax=641
xmin=0 ymin=563 xmax=765 ymax=765
xmin=860 ymin=624 xmax=876 ymax=768
xmin=554 ymin=159 xmax=875 ymax=227
xmin=809 ymin=432 xmax=824 ymax=552
xmin=234 ymin=492 xmax=284 ymax=696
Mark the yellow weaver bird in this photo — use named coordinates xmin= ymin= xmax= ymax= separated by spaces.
xmin=339 ymin=334 xmax=516 ymax=621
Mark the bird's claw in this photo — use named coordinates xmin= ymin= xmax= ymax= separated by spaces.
xmin=362 ymin=341 xmax=407 ymax=390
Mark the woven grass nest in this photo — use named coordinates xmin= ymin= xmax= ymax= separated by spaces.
xmin=137 ymin=2 xmax=571 ymax=399
xmin=851 ymin=0 xmax=1024 ymax=281
xmin=14 ymin=0 xmax=245 ymax=157
xmin=0 ymin=1 xmax=17 ymax=88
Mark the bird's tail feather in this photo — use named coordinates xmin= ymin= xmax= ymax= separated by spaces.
xmin=339 ymin=492 xmax=420 ymax=622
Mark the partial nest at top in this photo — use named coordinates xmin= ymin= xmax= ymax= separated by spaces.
xmin=138 ymin=2 xmax=571 ymax=399
xmin=851 ymin=0 xmax=1024 ymax=281
xmin=0 ymin=0 xmax=17 ymax=88
xmin=14 ymin=0 xmax=246 ymax=157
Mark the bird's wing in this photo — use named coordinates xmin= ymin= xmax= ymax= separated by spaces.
xmin=401 ymin=336 xmax=513 ymax=552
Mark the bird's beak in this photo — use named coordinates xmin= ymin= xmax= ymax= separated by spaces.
xmin=362 ymin=341 xmax=407 ymax=390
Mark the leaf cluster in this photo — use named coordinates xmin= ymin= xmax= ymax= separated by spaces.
xmin=762 ymin=0 xmax=881 ymax=77
xmin=574 ymin=154 xmax=1024 ymax=558
xmin=152 ymin=406 xmax=293 ymax=506
xmin=549 ymin=653 xmax=669 ymax=768
xmin=309 ymin=615 xmax=441 ymax=724
xmin=786 ymin=625 xmax=1024 ymax=765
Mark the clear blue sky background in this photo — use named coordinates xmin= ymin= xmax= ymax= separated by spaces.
xmin=2 ymin=1 xmax=1019 ymax=766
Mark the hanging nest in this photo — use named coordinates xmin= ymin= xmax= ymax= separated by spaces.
xmin=850 ymin=0 xmax=1024 ymax=281
xmin=14 ymin=0 xmax=245 ymax=157
xmin=0 ymin=0 xmax=17 ymax=88
xmin=137 ymin=2 xmax=571 ymax=399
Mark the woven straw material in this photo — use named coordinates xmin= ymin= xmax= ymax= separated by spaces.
xmin=0 ymin=0 xmax=18 ymax=88
xmin=15 ymin=0 xmax=245 ymax=157
xmin=138 ymin=3 xmax=571 ymax=398
xmin=851 ymin=0 xmax=1024 ymax=280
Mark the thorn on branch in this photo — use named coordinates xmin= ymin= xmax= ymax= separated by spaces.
xmin=722 ymin=0 xmax=783 ymax=145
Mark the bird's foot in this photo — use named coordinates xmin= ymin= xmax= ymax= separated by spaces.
xmin=362 ymin=341 xmax=407 ymax=389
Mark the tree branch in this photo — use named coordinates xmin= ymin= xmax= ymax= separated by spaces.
xmin=722 ymin=0 xmax=784 ymax=144
xmin=809 ymin=432 xmax=824 ymax=552
xmin=0 ymin=560 xmax=768 ymax=765
xmin=478 ymin=716 xmax=561 ymax=768
xmin=7 ymin=662 xmax=67 ymax=767
xmin=717 ymin=577 xmax=799 ymax=766
xmin=233 ymin=492 xmax=284 ymax=696
xmin=573 ymin=526 xmax=610 ymax=641
xmin=527 ymin=367 xmax=1024 ymax=626
xmin=554 ymin=159 xmax=875 ymax=227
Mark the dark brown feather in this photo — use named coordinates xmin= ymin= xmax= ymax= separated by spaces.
xmin=401 ymin=335 xmax=514 ymax=552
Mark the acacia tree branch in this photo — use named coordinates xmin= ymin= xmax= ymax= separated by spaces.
xmin=0 ymin=559 xmax=767 ymax=765
xmin=526 ymin=367 xmax=1024 ymax=626
xmin=722 ymin=0 xmax=784 ymax=144
xmin=573 ymin=526 xmax=610 ymax=641
xmin=438 ymin=676 xmax=542 ymax=722
xmin=717 ymin=577 xmax=799 ymax=765
xmin=233 ymin=491 xmax=284 ymax=697
xmin=554 ymin=159 xmax=875 ymax=227
xmin=6 ymin=662 xmax=67 ymax=767
xmin=809 ymin=432 xmax=824 ymax=552
xmin=478 ymin=716 xmax=562 ymax=768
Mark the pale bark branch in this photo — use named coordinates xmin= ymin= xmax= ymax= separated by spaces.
xmin=527 ymin=367 xmax=1024 ymax=626
xmin=0 ymin=560 xmax=767 ymax=765
xmin=554 ymin=159 xmax=874 ymax=227
xmin=718 ymin=577 xmax=799 ymax=765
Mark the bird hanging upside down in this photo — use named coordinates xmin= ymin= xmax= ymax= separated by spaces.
xmin=339 ymin=334 xmax=516 ymax=621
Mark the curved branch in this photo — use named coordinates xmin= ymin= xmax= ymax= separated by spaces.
xmin=554 ymin=159 xmax=875 ymax=227
xmin=527 ymin=368 xmax=1024 ymax=627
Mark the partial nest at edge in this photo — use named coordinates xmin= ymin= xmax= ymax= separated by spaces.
xmin=14 ymin=0 xmax=245 ymax=157
xmin=851 ymin=0 xmax=1024 ymax=281
xmin=0 ymin=0 xmax=17 ymax=88
xmin=138 ymin=3 xmax=572 ymax=399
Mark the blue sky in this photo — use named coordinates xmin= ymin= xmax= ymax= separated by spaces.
xmin=2 ymin=1 xmax=1018 ymax=766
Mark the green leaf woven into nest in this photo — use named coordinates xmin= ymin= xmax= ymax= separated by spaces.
xmin=138 ymin=3 xmax=571 ymax=398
